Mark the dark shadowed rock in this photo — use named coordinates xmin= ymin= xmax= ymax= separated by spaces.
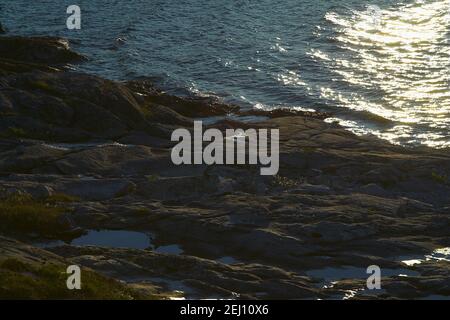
xmin=0 ymin=143 xmax=68 ymax=173
xmin=126 ymin=78 xmax=240 ymax=118
xmin=118 ymin=131 xmax=173 ymax=148
xmin=41 ymin=144 xmax=169 ymax=176
xmin=239 ymin=107 xmax=330 ymax=120
xmin=0 ymin=36 xmax=86 ymax=66
xmin=1 ymin=34 xmax=450 ymax=300
xmin=56 ymin=178 xmax=136 ymax=201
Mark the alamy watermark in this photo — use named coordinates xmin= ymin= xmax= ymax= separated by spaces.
xmin=171 ymin=121 xmax=279 ymax=176
xmin=446 ymin=1 xmax=450 ymax=23
xmin=67 ymin=5 xmax=81 ymax=30
xmin=367 ymin=5 xmax=382 ymax=29
xmin=366 ymin=265 xmax=381 ymax=290
xmin=66 ymin=265 xmax=81 ymax=290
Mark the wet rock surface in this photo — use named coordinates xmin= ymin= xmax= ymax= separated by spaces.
xmin=0 ymin=35 xmax=449 ymax=300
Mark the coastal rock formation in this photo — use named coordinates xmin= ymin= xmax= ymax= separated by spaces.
xmin=0 ymin=36 xmax=86 ymax=66
xmin=0 ymin=35 xmax=449 ymax=300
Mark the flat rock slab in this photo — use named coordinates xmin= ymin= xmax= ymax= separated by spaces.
xmin=56 ymin=178 xmax=136 ymax=201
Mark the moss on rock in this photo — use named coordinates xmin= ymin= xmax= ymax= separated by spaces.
xmin=0 ymin=258 xmax=155 ymax=300
xmin=0 ymin=195 xmax=69 ymax=238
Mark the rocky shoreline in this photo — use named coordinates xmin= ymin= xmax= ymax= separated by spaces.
xmin=0 ymin=31 xmax=449 ymax=300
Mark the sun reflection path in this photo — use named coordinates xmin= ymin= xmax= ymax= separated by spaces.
xmin=313 ymin=0 xmax=450 ymax=148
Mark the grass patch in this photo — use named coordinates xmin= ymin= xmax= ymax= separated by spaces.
xmin=0 ymin=258 xmax=155 ymax=300
xmin=0 ymin=194 xmax=69 ymax=238
xmin=28 ymin=80 xmax=60 ymax=96
xmin=146 ymin=174 xmax=160 ymax=182
xmin=431 ymin=171 xmax=448 ymax=185
xmin=0 ymin=126 xmax=27 ymax=138
xmin=301 ymin=146 xmax=317 ymax=154
xmin=381 ymin=180 xmax=396 ymax=189
xmin=140 ymin=104 xmax=153 ymax=119
xmin=132 ymin=207 xmax=152 ymax=216
xmin=270 ymin=175 xmax=300 ymax=189
xmin=46 ymin=193 xmax=80 ymax=204
xmin=0 ymin=111 xmax=19 ymax=117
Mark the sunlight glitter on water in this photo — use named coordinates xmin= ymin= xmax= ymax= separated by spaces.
xmin=2 ymin=0 xmax=449 ymax=148
xmin=401 ymin=247 xmax=450 ymax=266
xmin=316 ymin=0 xmax=450 ymax=148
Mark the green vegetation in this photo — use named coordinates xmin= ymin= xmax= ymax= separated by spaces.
xmin=29 ymin=80 xmax=60 ymax=96
xmin=46 ymin=193 xmax=80 ymax=204
xmin=0 ymin=125 xmax=56 ymax=140
xmin=0 ymin=258 xmax=155 ymax=300
xmin=140 ymin=104 xmax=153 ymax=119
xmin=132 ymin=207 xmax=152 ymax=216
xmin=146 ymin=174 xmax=160 ymax=182
xmin=0 ymin=194 xmax=70 ymax=238
xmin=301 ymin=146 xmax=317 ymax=154
xmin=270 ymin=175 xmax=300 ymax=189
xmin=31 ymin=80 xmax=51 ymax=90
xmin=431 ymin=171 xmax=448 ymax=185
xmin=0 ymin=111 xmax=19 ymax=117
xmin=0 ymin=126 xmax=27 ymax=138
xmin=381 ymin=180 xmax=397 ymax=189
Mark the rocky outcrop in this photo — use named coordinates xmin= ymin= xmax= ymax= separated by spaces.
xmin=0 ymin=36 xmax=85 ymax=66
xmin=0 ymin=35 xmax=449 ymax=300
xmin=0 ymin=236 xmax=178 ymax=299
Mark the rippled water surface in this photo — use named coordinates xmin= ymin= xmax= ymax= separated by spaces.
xmin=1 ymin=0 xmax=449 ymax=147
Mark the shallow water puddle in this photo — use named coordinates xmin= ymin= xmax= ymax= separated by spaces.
xmin=36 ymin=230 xmax=185 ymax=254
xmin=216 ymin=256 xmax=241 ymax=265
xmin=155 ymin=244 xmax=184 ymax=255
xmin=309 ymin=266 xmax=413 ymax=300
xmin=71 ymin=230 xmax=152 ymax=249
xmin=34 ymin=240 xmax=67 ymax=248
xmin=341 ymin=288 xmax=387 ymax=300
xmin=420 ymin=295 xmax=450 ymax=300
xmin=126 ymin=276 xmax=194 ymax=300
xmin=432 ymin=248 xmax=450 ymax=261
xmin=313 ymin=250 xmax=450 ymax=300
xmin=306 ymin=266 xmax=419 ymax=283
xmin=401 ymin=247 xmax=450 ymax=266
xmin=35 ymin=230 xmax=151 ymax=249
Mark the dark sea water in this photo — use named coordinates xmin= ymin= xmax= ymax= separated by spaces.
xmin=1 ymin=0 xmax=449 ymax=148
